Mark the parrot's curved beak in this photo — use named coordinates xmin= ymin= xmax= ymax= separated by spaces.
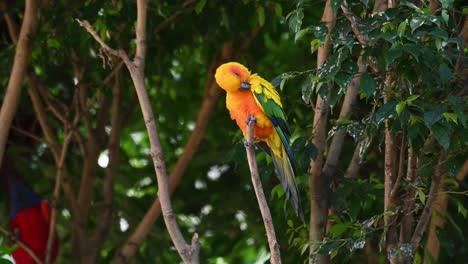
xmin=240 ymin=81 xmax=251 ymax=90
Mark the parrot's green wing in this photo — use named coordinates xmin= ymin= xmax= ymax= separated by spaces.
xmin=251 ymin=77 xmax=295 ymax=168
xmin=250 ymin=75 xmax=303 ymax=220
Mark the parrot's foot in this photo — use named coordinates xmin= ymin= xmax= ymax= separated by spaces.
xmin=245 ymin=115 xmax=256 ymax=125
xmin=243 ymin=138 xmax=259 ymax=148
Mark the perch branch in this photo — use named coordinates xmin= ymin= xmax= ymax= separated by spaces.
xmin=244 ymin=116 xmax=281 ymax=264
xmin=0 ymin=225 xmax=43 ymax=264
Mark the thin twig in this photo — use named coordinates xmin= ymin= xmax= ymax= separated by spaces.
xmin=45 ymin=132 xmax=72 ymax=264
xmin=0 ymin=225 xmax=44 ymax=264
xmin=244 ymin=116 xmax=281 ymax=264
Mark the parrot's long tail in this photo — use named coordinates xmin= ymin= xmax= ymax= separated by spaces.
xmin=259 ymin=138 xmax=304 ymax=222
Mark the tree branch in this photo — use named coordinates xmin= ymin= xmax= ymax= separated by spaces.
xmin=0 ymin=225 xmax=44 ymax=264
xmin=0 ymin=0 xmax=39 ymax=168
xmin=344 ymin=138 xmax=364 ymax=178
xmin=244 ymin=117 xmax=281 ymax=264
xmin=341 ymin=1 xmax=368 ymax=46
xmin=309 ymin=1 xmax=336 ymax=263
xmin=411 ymin=152 xmax=447 ymax=250
xmin=390 ymin=130 xmax=406 ymax=201
xmin=399 ymin=146 xmax=418 ymax=244
xmin=89 ymin=74 xmax=123 ymax=262
xmin=78 ymin=0 xmax=200 ymax=262
xmin=322 ymin=55 xmax=367 ymax=178
xmin=45 ymin=132 xmax=72 ymax=264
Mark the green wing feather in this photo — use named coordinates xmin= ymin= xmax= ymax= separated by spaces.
xmin=250 ymin=75 xmax=303 ymax=220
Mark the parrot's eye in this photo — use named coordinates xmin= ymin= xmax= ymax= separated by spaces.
xmin=240 ymin=81 xmax=251 ymax=90
xmin=233 ymin=72 xmax=240 ymax=77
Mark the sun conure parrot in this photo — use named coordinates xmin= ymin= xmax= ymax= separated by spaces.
xmin=7 ymin=174 xmax=59 ymax=264
xmin=214 ymin=62 xmax=303 ymax=220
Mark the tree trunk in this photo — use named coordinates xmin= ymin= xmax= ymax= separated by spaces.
xmin=0 ymin=1 xmax=40 ymax=168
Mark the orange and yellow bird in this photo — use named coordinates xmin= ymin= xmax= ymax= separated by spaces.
xmin=215 ymin=62 xmax=303 ymax=220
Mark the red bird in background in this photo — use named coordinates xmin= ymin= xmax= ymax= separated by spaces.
xmin=7 ymin=174 xmax=59 ymax=264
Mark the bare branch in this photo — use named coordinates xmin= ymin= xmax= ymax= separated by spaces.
xmin=76 ymin=19 xmax=121 ymax=57
xmin=0 ymin=0 xmax=40 ymax=168
xmin=0 ymin=225 xmax=44 ymax=264
xmin=90 ymin=74 xmax=123 ymax=260
xmin=79 ymin=0 xmax=200 ymax=262
xmin=45 ymin=132 xmax=72 ymax=264
xmin=153 ymin=0 xmax=196 ymax=34
xmin=245 ymin=116 xmax=281 ymax=264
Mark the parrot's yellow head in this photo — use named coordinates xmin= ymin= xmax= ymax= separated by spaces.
xmin=215 ymin=62 xmax=251 ymax=93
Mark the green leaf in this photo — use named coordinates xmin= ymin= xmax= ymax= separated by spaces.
xmin=385 ymin=47 xmax=403 ymax=67
xmin=274 ymin=3 xmax=282 ymax=17
xmin=329 ymin=222 xmax=352 ymax=238
xmin=406 ymin=95 xmax=420 ymax=103
xmin=397 ymin=21 xmax=407 ymax=37
xmin=438 ymin=64 xmax=452 ymax=83
xmin=315 ymin=241 xmax=344 ymax=255
xmin=330 ymin=0 xmax=345 ymax=14
xmin=288 ymin=9 xmax=304 ymax=33
xmin=442 ymin=112 xmax=458 ymax=124
xmin=424 ymin=111 xmax=442 ymax=128
xmin=376 ymin=100 xmax=397 ymax=124
xmin=410 ymin=15 xmax=425 ymax=31
xmin=456 ymin=199 xmax=467 ymax=218
xmin=295 ymin=27 xmax=311 ymax=42
xmin=396 ymin=101 xmax=406 ymax=115
xmin=431 ymin=123 xmax=450 ymax=150
xmin=47 ymin=38 xmax=61 ymax=49
xmin=311 ymin=22 xmax=328 ymax=42
xmin=0 ymin=258 xmax=14 ymax=264
xmin=441 ymin=9 xmax=449 ymax=24
xmin=440 ymin=0 xmax=453 ymax=8
xmin=334 ymin=72 xmax=352 ymax=91
xmin=257 ymin=6 xmax=265 ymax=26
xmin=448 ymin=95 xmax=466 ymax=127
xmin=417 ymin=188 xmax=426 ymax=205
xmin=310 ymin=38 xmax=322 ymax=54
xmin=360 ymin=72 xmax=375 ymax=99
xmin=195 ymin=0 xmax=207 ymax=14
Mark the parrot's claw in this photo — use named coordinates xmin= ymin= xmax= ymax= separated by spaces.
xmin=245 ymin=115 xmax=256 ymax=125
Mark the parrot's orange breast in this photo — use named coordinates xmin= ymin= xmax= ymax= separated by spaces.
xmin=226 ymin=91 xmax=273 ymax=139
